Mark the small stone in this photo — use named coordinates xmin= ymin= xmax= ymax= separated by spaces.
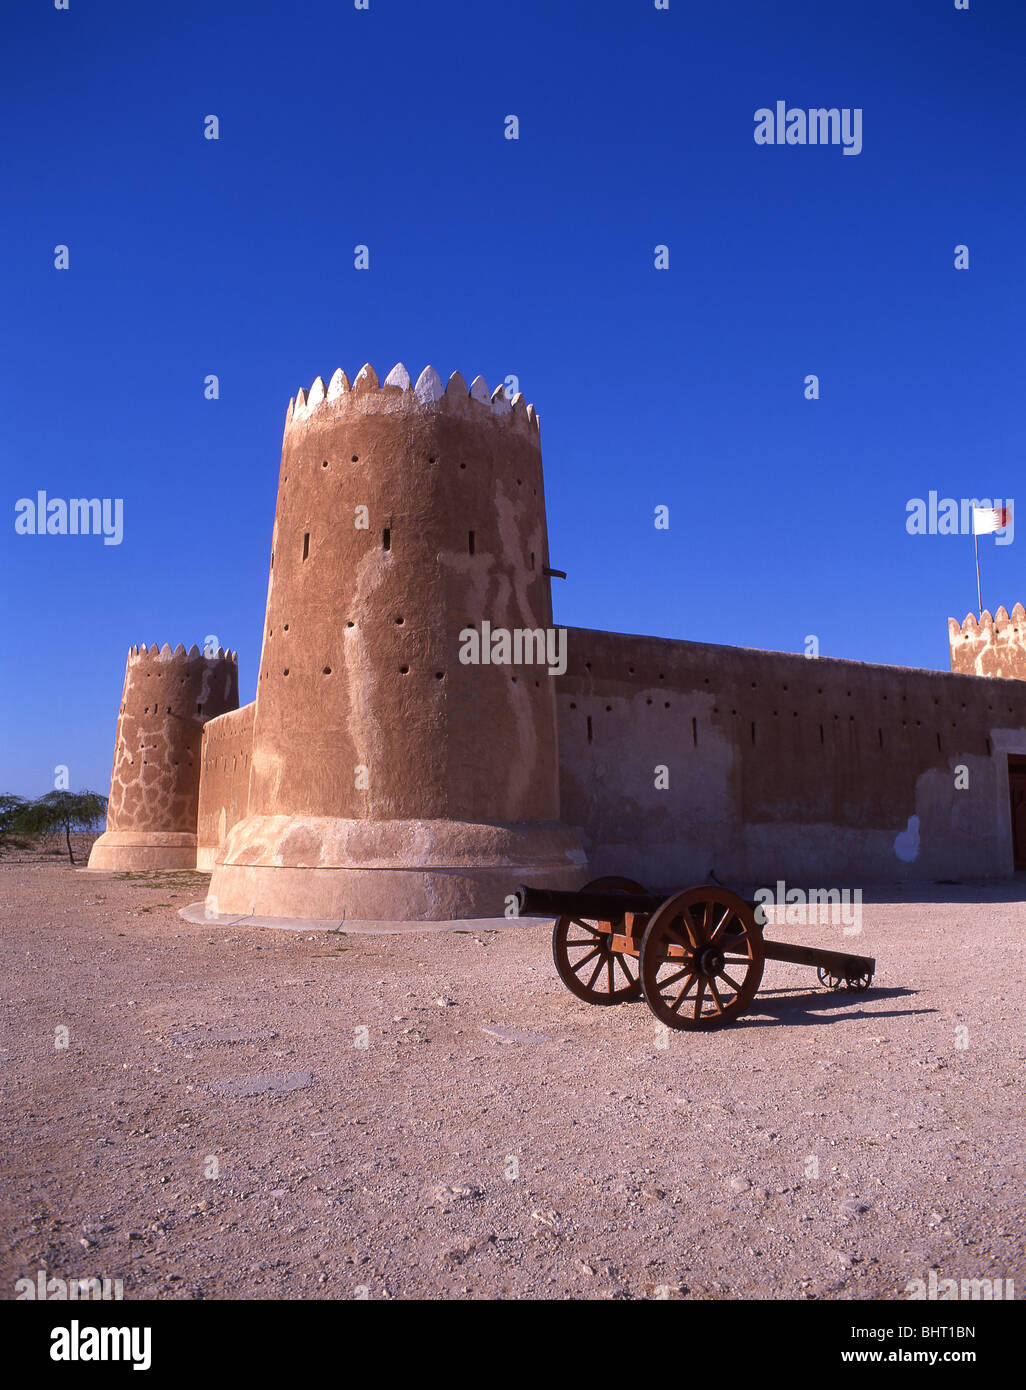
xmin=424 ymin=1183 xmax=481 ymax=1209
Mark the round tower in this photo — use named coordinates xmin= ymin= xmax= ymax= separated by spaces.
xmin=88 ymin=643 xmax=239 ymax=871
xmin=206 ymin=362 xmax=586 ymax=920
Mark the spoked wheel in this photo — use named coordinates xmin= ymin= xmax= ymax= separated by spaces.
xmin=844 ymin=969 xmax=873 ymax=992
xmin=640 ymin=887 xmax=765 ymax=1030
xmin=552 ymin=875 xmax=647 ymax=1005
xmin=817 ymin=966 xmax=874 ymax=993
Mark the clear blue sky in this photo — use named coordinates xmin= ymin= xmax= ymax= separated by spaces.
xmin=2 ymin=0 xmax=1023 ymax=797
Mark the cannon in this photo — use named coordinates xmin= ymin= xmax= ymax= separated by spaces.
xmin=513 ymin=877 xmax=875 ymax=1031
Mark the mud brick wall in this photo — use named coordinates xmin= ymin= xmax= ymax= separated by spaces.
xmin=556 ymin=627 xmax=1026 ymax=887
xmin=196 ymin=702 xmax=255 ymax=870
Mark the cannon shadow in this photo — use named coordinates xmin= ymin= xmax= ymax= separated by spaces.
xmin=733 ymin=984 xmax=928 ymax=1027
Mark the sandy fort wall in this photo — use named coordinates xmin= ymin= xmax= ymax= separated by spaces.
xmin=196 ymin=702 xmax=255 ymax=871
xmin=556 ymin=627 xmax=1026 ymax=888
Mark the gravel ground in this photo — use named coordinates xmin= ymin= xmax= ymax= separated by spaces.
xmin=2 ymin=841 xmax=1024 ymax=1301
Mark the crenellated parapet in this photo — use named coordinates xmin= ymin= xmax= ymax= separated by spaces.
xmin=87 ymin=643 xmax=239 ymax=871
xmin=948 ymin=603 xmax=1026 ymax=680
xmin=126 ymin=642 xmax=237 ymax=661
xmin=285 ymin=362 xmax=541 ymax=440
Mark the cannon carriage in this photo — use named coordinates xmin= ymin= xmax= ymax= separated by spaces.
xmin=514 ymin=877 xmax=875 ymax=1031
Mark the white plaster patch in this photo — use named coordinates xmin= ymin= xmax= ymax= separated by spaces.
xmin=893 ymin=815 xmax=921 ymax=863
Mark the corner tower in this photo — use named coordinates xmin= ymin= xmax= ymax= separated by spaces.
xmin=88 ymin=643 xmax=239 ymax=871
xmin=949 ymin=604 xmax=1026 ymax=680
xmin=206 ymin=362 xmax=586 ymax=920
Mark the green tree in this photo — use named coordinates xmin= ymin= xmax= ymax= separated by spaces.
xmin=0 ymin=794 xmax=29 ymax=849
xmin=12 ymin=790 xmax=108 ymax=865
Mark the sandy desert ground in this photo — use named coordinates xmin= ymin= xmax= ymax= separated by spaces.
xmin=1 ymin=838 xmax=1024 ymax=1301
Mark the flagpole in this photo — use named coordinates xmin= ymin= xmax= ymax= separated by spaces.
xmin=974 ymin=526 xmax=982 ymax=619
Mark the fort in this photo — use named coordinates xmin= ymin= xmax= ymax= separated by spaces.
xmin=88 ymin=360 xmax=1026 ymax=916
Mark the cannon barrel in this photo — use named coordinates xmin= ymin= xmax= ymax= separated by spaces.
xmin=514 ymin=884 xmax=664 ymax=920
xmin=761 ymin=939 xmax=876 ymax=976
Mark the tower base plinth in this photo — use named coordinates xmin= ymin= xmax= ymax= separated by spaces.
xmin=86 ymin=830 xmax=199 ymax=872
xmin=205 ymin=815 xmax=588 ymax=922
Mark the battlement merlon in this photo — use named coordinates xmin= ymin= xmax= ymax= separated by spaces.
xmin=284 ymin=363 xmax=540 ymax=440
xmin=127 ymin=643 xmax=238 ymax=663
xmin=948 ymin=603 xmax=1026 ymax=680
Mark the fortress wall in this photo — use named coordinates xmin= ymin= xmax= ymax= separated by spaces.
xmin=556 ymin=627 xmax=1026 ymax=888
xmin=949 ymin=605 xmax=1026 ymax=680
xmin=196 ymin=702 xmax=255 ymax=871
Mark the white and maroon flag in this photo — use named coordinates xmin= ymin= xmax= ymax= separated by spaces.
xmin=972 ymin=504 xmax=1010 ymax=534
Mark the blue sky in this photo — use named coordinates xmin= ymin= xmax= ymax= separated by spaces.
xmin=2 ymin=0 xmax=1023 ymax=797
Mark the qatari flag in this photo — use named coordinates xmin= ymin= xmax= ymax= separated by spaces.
xmin=972 ymin=505 xmax=1011 ymax=534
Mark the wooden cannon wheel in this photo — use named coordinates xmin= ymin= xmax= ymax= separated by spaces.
xmin=817 ymin=965 xmax=874 ymax=992
xmin=551 ymin=876 xmax=647 ymax=1005
xmin=639 ymin=886 xmax=765 ymax=1030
